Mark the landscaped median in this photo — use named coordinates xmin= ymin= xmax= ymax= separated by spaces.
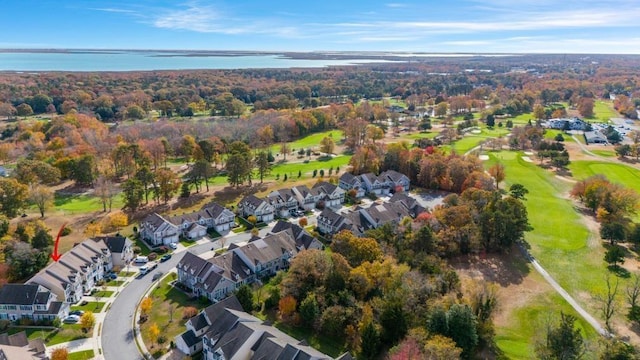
xmin=135 ymin=272 xmax=211 ymax=358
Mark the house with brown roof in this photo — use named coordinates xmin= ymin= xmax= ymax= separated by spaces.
xmin=0 ymin=331 xmax=47 ymax=359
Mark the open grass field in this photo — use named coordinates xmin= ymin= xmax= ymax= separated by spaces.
xmin=544 ymin=129 xmax=574 ymax=143
xmin=590 ymin=100 xmax=619 ymax=122
xmin=569 ymin=161 xmax=640 ymax=194
xmin=269 ymin=130 xmax=344 ymax=154
xmin=589 ymin=149 xmax=616 ymax=158
xmin=54 ymin=193 xmax=125 ymax=214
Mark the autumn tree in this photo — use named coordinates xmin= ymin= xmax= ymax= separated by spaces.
xmin=29 ymin=184 xmax=53 ymax=218
xmin=16 ymin=103 xmax=33 ymax=117
xmin=94 ymin=175 xmax=117 ymax=212
xmin=154 ymin=168 xmax=180 ymax=204
xmin=278 ymin=295 xmax=297 ymax=322
xmin=331 ymin=230 xmax=382 ymax=267
xmin=488 ymin=163 xmax=505 ymax=190
xmin=319 ymin=136 xmax=336 ymax=154
xmin=577 ymin=97 xmax=595 ymax=118
xmin=50 ymin=347 xmax=69 ymax=360
xmin=80 ymin=311 xmax=95 ymax=333
xmin=0 ymin=178 xmax=29 ymax=218
xmin=140 ymin=297 xmax=153 ymax=319
xmin=148 ymin=323 xmax=160 ymax=348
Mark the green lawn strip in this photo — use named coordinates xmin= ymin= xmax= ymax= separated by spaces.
xmin=507 ymin=113 xmax=535 ymax=125
xmin=92 ymin=290 xmax=114 ymax=298
xmin=568 ymin=161 xmax=640 ymax=194
xmin=589 ymin=150 xmax=616 ymax=158
xmin=269 ymin=155 xmax=351 ymax=180
xmin=544 ymin=129 xmax=574 ymax=143
xmin=451 ymin=136 xmax=485 ymax=154
xmin=140 ymin=276 xmax=210 ymax=356
xmin=179 ymin=239 xmax=197 ymax=247
xmin=106 ymin=280 xmax=126 ymax=287
xmin=71 ymin=302 xmax=106 ymax=313
xmin=133 ymin=238 xmax=153 ymax=255
xmin=269 ymin=130 xmax=344 ymax=154
xmin=54 ymin=193 xmax=125 ymax=214
xmin=68 ymin=350 xmax=95 ymax=360
xmin=496 ymin=289 xmax=598 ymax=359
xmin=397 ymin=131 xmax=438 ymax=141
xmin=45 ymin=324 xmax=91 ymax=346
xmin=7 ymin=327 xmax=55 ymax=341
xmin=118 ymin=271 xmax=137 ymax=277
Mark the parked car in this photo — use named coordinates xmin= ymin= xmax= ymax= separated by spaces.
xmin=152 ymin=272 xmax=163 ymax=281
xmin=63 ymin=315 xmax=80 ymax=324
xmin=108 ymin=273 xmax=117 ymax=280
xmin=168 ymin=243 xmax=178 ymax=250
xmin=69 ymin=310 xmax=84 ymax=316
xmin=160 ymin=254 xmax=172 ymax=262
xmin=134 ymin=256 xmax=149 ymax=264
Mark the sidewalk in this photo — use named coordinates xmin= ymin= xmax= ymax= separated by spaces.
xmin=46 ymin=275 xmax=135 ymax=359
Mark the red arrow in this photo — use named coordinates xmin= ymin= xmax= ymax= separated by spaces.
xmin=51 ymin=223 xmax=66 ymax=262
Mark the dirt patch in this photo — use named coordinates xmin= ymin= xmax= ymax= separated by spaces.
xmin=451 ymin=250 xmax=547 ymax=328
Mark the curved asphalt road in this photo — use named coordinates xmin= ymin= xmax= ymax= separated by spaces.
xmin=101 ymin=227 xmax=276 ymax=360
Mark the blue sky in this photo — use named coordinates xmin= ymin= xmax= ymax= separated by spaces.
xmin=1 ymin=0 xmax=639 ymax=53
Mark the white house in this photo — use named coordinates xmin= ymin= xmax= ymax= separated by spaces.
xmin=94 ymin=236 xmax=134 ymax=268
xmin=0 ymin=284 xmax=67 ymax=323
xmin=360 ymin=173 xmax=390 ymax=196
xmin=139 ymin=213 xmax=180 ymax=246
xmin=313 ymin=181 xmax=346 ymax=208
xmin=338 ymin=172 xmax=365 ymax=198
xmin=380 ymin=170 xmax=410 ymax=193
xmin=266 ymin=189 xmax=299 ymax=218
xmin=238 ymin=195 xmax=275 ymax=223
xmin=291 ymin=185 xmax=323 ymax=210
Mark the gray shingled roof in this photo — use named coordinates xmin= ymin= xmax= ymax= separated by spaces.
xmin=0 ymin=284 xmax=41 ymax=306
xmin=180 ymin=330 xmax=200 ymax=347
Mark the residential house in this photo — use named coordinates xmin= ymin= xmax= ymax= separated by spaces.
xmin=317 ymin=208 xmax=352 ymax=235
xmin=176 ymin=252 xmax=246 ymax=304
xmin=389 ymin=193 xmax=426 ymax=217
xmin=0 ymin=331 xmax=47 ymax=359
xmin=236 ymin=231 xmax=298 ymax=278
xmin=360 ymin=172 xmax=390 ymax=196
xmin=360 ymin=202 xmax=411 ymax=229
xmin=291 ymin=185 xmax=323 ymax=210
xmin=381 ymin=170 xmax=410 ymax=193
xmin=94 ymin=236 xmax=134 ymax=268
xmin=176 ymin=296 xmax=243 ymax=356
xmin=176 ymin=295 xmax=347 ymax=359
xmin=0 ymin=284 xmax=67 ymax=323
xmin=28 ymin=239 xmax=112 ymax=303
xmin=338 ymin=172 xmax=365 ymax=198
xmin=266 ymin=189 xmax=298 ymax=218
xmin=238 ymin=195 xmax=275 ymax=223
xmin=313 ymin=181 xmax=346 ymax=208
xmin=0 ymin=166 xmax=6 ymax=178
xmin=139 ymin=213 xmax=180 ymax=247
xmin=270 ymin=220 xmax=323 ymax=251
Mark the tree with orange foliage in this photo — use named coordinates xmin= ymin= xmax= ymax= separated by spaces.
xmin=278 ymin=295 xmax=297 ymax=321
xmin=50 ymin=347 xmax=69 ymax=360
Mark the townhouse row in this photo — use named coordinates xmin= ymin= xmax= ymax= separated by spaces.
xmin=317 ymin=192 xmax=425 ymax=237
xmin=176 ymin=220 xmax=322 ymax=305
xmin=0 ymin=236 xmax=133 ymax=323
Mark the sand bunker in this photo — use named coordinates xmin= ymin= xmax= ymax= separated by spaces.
xmin=521 ymin=156 xmax=533 ymax=162
xmin=478 ymin=155 xmax=489 ymax=161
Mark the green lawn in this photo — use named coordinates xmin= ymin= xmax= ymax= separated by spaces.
xmin=179 ymin=238 xmax=197 ymax=247
xmin=486 ymin=152 xmax=605 ymax=354
xmin=569 ymin=161 xmax=640 ymax=194
xmin=54 ymin=193 xmax=125 ymax=214
xmin=544 ymin=129 xmax=574 ymax=143
xmin=589 ymin=100 xmax=619 ymax=122
xmin=140 ymin=275 xmax=209 ymax=357
xmin=451 ymin=136 xmax=485 ymax=154
xmin=92 ymin=290 xmax=114 ymax=298
xmin=398 ymin=131 xmax=438 ymax=141
xmin=269 ymin=130 xmax=344 ymax=154
xmin=106 ymin=279 xmax=126 ymax=287
xmin=118 ymin=271 xmax=137 ymax=277
xmin=589 ymin=150 xmax=616 ymax=158
xmin=496 ymin=289 xmax=598 ymax=359
xmin=68 ymin=350 xmax=95 ymax=360
xmin=71 ymin=302 xmax=106 ymax=313
xmin=269 ymin=155 xmax=351 ymax=181
xmin=45 ymin=324 xmax=91 ymax=346
xmin=274 ymin=322 xmax=345 ymax=357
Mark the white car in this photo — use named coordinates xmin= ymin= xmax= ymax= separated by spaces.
xmin=168 ymin=243 xmax=178 ymax=250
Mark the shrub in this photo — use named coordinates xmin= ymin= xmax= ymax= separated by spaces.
xmin=132 ymin=246 xmax=142 ymax=254
xmin=0 ymin=320 xmax=10 ymax=331
xmin=148 ymin=252 xmax=158 ymax=261
xmin=183 ymin=306 xmax=198 ymax=319
xmin=60 ymin=227 xmax=72 ymax=236
xmin=157 ymin=246 xmax=168 ymax=254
